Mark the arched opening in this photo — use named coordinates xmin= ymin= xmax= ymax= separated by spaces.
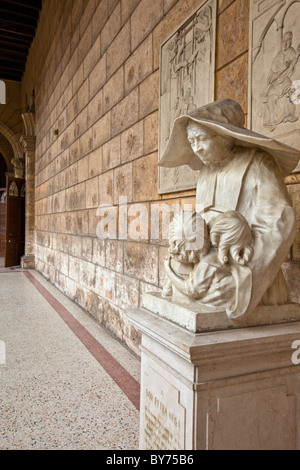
xmin=0 ymin=129 xmax=25 ymax=267
xmin=0 ymin=153 xmax=7 ymax=188
xmin=0 ymin=133 xmax=14 ymax=174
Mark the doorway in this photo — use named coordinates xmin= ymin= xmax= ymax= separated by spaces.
xmin=0 ymin=152 xmax=6 ymax=187
xmin=4 ymin=176 xmax=25 ymax=267
xmin=0 ymin=153 xmax=25 ymax=268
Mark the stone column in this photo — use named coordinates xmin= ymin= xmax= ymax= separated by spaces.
xmin=20 ymin=134 xmax=36 ymax=269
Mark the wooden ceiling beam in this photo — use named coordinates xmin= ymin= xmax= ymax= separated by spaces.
xmin=0 ymin=70 xmax=23 ymax=82
xmin=0 ymin=1 xmax=41 ymax=82
xmin=0 ymin=62 xmax=25 ymax=72
xmin=0 ymin=10 xmax=40 ymax=29
xmin=0 ymin=20 xmax=37 ymax=38
xmin=0 ymin=1 xmax=41 ymax=19
xmin=0 ymin=44 xmax=28 ymax=57
xmin=0 ymin=38 xmax=30 ymax=51
xmin=0 ymin=51 xmax=27 ymax=64
xmin=0 ymin=30 xmax=33 ymax=46
xmin=0 ymin=0 xmax=41 ymax=11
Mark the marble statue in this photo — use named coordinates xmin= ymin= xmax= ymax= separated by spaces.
xmin=159 ymin=99 xmax=300 ymax=321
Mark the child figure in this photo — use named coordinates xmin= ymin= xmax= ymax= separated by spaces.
xmin=163 ymin=210 xmax=254 ymax=319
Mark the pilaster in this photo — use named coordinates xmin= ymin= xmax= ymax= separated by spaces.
xmin=20 ymin=115 xmax=36 ymax=269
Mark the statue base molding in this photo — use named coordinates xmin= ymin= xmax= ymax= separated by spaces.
xmin=128 ymin=300 xmax=300 ymax=450
xmin=143 ymin=292 xmax=300 ymax=332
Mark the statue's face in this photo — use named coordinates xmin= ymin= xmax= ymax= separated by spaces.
xmin=169 ymin=242 xmax=199 ymax=265
xmin=282 ymin=34 xmax=292 ymax=51
xmin=187 ymin=123 xmax=232 ymax=166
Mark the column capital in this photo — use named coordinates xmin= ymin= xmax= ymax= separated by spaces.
xmin=20 ymin=134 xmax=36 ymax=151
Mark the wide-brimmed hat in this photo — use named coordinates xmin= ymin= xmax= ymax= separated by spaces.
xmin=159 ymin=99 xmax=300 ymax=176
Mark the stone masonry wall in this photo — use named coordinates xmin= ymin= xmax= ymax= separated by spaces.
xmin=21 ymin=0 xmax=299 ymax=355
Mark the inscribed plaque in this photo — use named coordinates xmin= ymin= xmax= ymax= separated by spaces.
xmin=249 ymin=0 xmax=300 ymax=171
xmin=141 ymin=367 xmax=186 ymax=450
xmin=158 ymin=0 xmax=217 ymax=193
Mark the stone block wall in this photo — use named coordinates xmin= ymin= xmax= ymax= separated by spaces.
xmin=21 ymin=0 xmax=299 ymax=355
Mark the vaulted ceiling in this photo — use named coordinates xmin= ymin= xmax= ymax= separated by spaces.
xmin=0 ymin=0 xmax=42 ymax=82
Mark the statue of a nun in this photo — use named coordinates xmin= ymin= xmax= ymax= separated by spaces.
xmin=160 ymin=99 xmax=300 ymax=321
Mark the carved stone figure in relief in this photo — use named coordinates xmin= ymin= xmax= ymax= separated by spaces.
xmin=261 ymin=32 xmax=300 ymax=132
xmin=160 ymin=99 xmax=300 ymax=320
xmin=163 ymin=5 xmax=213 ymax=148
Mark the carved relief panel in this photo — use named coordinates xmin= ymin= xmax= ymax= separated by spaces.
xmin=249 ymin=0 xmax=300 ymax=172
xmin=158 ymin=0 xmax=217 ymax=193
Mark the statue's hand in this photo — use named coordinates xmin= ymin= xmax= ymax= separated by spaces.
xmin=219 ymin=252 xmax=229 ymax=265
xmin=229 ymin=242 xmax=254 ymax=266
xmin=231 ymin=251 xmax=245 ymax=265
xmin=241 ymin=244 xmax=254 ymax=265
xmin=217 ymin=244 xmax=230 ymax=265
xmin=217 ymin=241 xmax=254 ymax=266
xmin=211 ymin=210 xmax=255 ymax=267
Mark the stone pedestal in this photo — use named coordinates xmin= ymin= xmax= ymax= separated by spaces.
xmin=21 ymin=254 xmax=35 ymax=269
xmin=128 ymin=295 xmax=300 ymax=450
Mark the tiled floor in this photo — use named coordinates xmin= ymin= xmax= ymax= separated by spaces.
xmin=0 ymin=268 xmax=141 ymax=450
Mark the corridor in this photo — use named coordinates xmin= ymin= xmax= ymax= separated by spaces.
xmin=0 ymin=268 xmax=140 ymax=450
